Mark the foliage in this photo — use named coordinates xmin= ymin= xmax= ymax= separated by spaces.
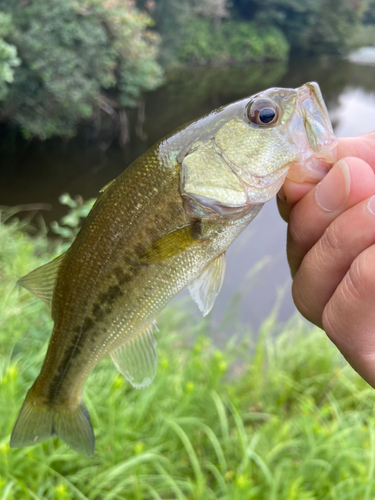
xmin=363 ymin=1 xmax=375 ymax=25
xmin=0 ymin=12 xmax=19 ymax=101
xmin=138 ymin=0 xmax=368 ymax=65
xmin=2 ymin=212 xmax=375 ymax=498
xmin=349 ymin=0 xmax=375 ymax=46
xmin=50 ymin=193 xmax=96 ymax=247
xmin=0 ymin=0 xmax=372 ymax=142
xmin=348 ymin=23 xmax=375 ymax=47
xmin=136 ymin=0 xmax=196 ymax=65
xmin=0 ymin=0 xmax=162 ymax=139
xmin=178 ymin=20 xmax=289 ymax=65
xmin=194 ymin=0 xmax=231 ymax=25
xmin=233 ymin=0 xmax=367 ymax=55
xmin=138 ymin=0 xmax=289 ymax=65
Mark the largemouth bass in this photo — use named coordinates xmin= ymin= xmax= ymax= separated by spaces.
xmin=10 ymin=82 xmax=337 ymax=456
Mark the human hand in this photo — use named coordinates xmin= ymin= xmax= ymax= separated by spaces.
xmin=277 ymin=132 xmax=375 ymax=387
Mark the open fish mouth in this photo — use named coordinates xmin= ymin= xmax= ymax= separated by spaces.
xmin=286 ymin=82 xmax=337 ymax=182
xmin=298 ymin=82 xmax=337 ymax=160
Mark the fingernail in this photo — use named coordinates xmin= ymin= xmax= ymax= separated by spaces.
xmin=278 ymin=187 xmax=286 ymax=203
xmin=315 ymin=160 xmax=350 ymax=212
xmin=368 ymin=195 xmax=375 ymax=216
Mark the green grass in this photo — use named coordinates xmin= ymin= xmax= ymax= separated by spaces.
xmin=1 ymin=215 xmax=375 ymax=499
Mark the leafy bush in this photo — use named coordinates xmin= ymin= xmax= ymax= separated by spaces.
xmin=0 ymin=12 xmax=19 ymax=101
xmin=348 ymin=24 xmax=375 ymax=49
xmin=0 ymin=0 xmax=163 ymax=140
xmin=1 ymin=208 xmax=375 ymax=498
xmin=235 ymin=0 xmax=366 ymax=55
xmin=178 ymin=20 xmax=289 ymax=65
xmin=50 ymin=193 xmax=96 ymax=247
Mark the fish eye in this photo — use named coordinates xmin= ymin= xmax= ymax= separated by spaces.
xmin=248 ymin=98 xmax=279 ymax=126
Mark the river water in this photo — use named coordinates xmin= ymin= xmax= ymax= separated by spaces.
xmin=1 ymin=55 xmax=375 ymax=331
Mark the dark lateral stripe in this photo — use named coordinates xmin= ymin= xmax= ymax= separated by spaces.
xmin=47 ymin=317 xmax=96 ymax=401
xmin=46 ymin=274 xmax=132 ymax=401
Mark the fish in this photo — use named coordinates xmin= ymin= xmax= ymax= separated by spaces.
xmin=10 ymin=82 xmax=337 ymax=456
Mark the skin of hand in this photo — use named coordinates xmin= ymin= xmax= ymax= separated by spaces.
xmin=277 ymin=131 xmax=375 ymax=388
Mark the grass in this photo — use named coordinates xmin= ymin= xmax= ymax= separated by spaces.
xmin=1 ymin=214 xmax=375 ymax=499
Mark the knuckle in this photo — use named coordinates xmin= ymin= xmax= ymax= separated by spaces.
xmin=287 ymin=211 xmax=309 ymax=253
xmin=345 ymin=248 xmax=375 ymax=301
xmin=291 ymin=276 xmax=314 ymax=322
xmin=322 ymin=301 xmax=339 ymax=346
xmin=321 ymin=223 xmax=342 ymax=255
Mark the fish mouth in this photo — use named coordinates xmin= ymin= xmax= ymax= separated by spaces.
xmin=286 ymin=82 xmax=337 ymax=182
xmin=298 ymin=82 xmax=337 ymax=161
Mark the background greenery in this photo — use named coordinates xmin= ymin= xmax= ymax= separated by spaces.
xmin=0 ymin=0 xmax=374 ymax=141
xmin=0 ymin=0 xmax=163 ymax=140
xmin=2 ymin=201 xmax=375 ymax=499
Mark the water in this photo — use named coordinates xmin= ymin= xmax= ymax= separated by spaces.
xmin=1 ymin=56 xmax=375 ymax=330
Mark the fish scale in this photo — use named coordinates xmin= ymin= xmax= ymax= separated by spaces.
xmin=10 ymin=82 xmax=337 ymax=455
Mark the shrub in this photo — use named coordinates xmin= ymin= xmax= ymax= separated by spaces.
xmin=178 ymin=19 xmax=289 ymax=65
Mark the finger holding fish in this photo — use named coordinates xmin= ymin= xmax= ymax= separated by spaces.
xmin=285 ymin=157 xmax=375 ymax=277
xmin=292 ymin=192 xmax=375 ymax=327
xmin=278 ymin=130 xmax=375 ymax=389
xmin=277 ymin=131 xmax=375 ymax=222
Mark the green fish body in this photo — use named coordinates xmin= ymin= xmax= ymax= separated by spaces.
xmin=11 ymin=82 xmax=337 ymax=455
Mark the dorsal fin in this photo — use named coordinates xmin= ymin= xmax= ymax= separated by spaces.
xmin=189 ymin=253 xmax=226 ymax=316
xmin=17 ymin=253 xmax=66 ymax=309
xmin=110 ymin=321 xmax=158 ymax=389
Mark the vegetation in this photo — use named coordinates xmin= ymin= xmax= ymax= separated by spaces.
xmin=0 ymin=0 xmax=374 ymax=142
xmin=178 ymin=20 xmax=289 ymax=65
xmin=0 ymin=0 xmax=162 ymax=140
xmin=348 ymin=24 xmax=375 ymax=48
xmin=349 ymin=1 xmax=375 ymax=48
xmin=2 ymin=205 xmax=375 ymax=499
xmin=233 ymin=0 xmax=368 ymax=55
xmin=138 ymin=0 xmax=290 ymax=66
xmin=140 ymin=0 xmax=370 ymax=66
xmin=0 ymin=13 xmax=19 ymax=101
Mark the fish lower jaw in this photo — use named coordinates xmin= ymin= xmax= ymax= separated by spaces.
xmin=242 ymin=167 xmax=289 ymax=204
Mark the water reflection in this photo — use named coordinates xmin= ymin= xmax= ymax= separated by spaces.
xmin=1 ymin=56 xmax=375 ymax=330
xmin=330 ymin=88 xmax=375 ymax=137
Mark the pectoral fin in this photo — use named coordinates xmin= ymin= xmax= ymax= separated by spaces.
xmin=140 ymin=224 xmax=204 ymax=265
xmin=17 ymin=253 xmax=66 ymax=309
xmin=189 ymin=252 xmax=226 ymax=316
xmin=110 ymin=321 xmax=158 ymax=389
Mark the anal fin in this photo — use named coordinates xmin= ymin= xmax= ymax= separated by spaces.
xmin=189 ymin=252 xmax=226 ymax=316
xmin=17 ymin=253 xmax=66 ymax=309
xmin=110 ymin=321 xmax=158 ymax=389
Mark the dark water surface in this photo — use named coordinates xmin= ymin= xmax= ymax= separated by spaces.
xmin=1 ymin=56 xmax=375 ymax=330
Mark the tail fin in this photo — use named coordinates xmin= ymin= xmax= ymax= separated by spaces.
xmin=10 ymin=388 xmax=95 ymax=456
